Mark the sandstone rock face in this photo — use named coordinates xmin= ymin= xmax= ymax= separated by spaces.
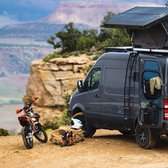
xmin=26 ymin=55 xmax=93 ymax=121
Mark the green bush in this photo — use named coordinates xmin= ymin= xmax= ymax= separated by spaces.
xmin=43 ymin=109 xmax=71 ymax=129
xmin=43 ymin=91 xmax=73 ymax=130
xmin=61 ymin=51 xmax=71 ymax=58
xmin=0 ymin=128 xmax=9 ymax=136
xmin=84 ymin=64 xmax=92 ymax=75
xmin=56 ymin=90 xmax=77 ymax=127
xmin=47 ymin=23 xmax=98 ymax=52
xmin=64 ymin=92 xmax=71 ymax=108
xmin=86 ymin=51 xmax=94 ymax=56
xmin=57 ymin=109 xmax=71 ymax=126
xmin=43 ymin=121 xmax=59 ymax=130
xmin=74 ymin=51 xmax=80 ymax=56
xmin=43 ymin=53 xmax=61 ymax=62
xmin=92 ymin=55 xmax=100 ymax=61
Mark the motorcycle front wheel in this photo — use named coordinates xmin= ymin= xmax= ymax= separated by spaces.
xmin=34 ymin=126 xmax=48 ymax=143
xmin=21 ymin=126 xmax=34 ymax=149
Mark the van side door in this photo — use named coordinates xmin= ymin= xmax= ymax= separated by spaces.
xmin=100 ymin=66 xmax=126 ymax=129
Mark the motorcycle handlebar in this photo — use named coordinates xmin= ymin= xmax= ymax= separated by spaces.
xmin=16 ymin=109 xmax=21 ymax=114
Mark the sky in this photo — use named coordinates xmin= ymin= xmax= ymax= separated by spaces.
xmin=0 ymin=0 xmax=166 ymax=27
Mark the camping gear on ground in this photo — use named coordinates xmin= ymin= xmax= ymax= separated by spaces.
xmin=50 ymin=118 xmax=84 ymax=147
xmin=71 ymin=118 xmax=83 ymax=129
xmin=60 ymin=130 xmax=73 ymax=147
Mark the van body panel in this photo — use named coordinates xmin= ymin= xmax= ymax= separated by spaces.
xmin=68 ymin=50 xmax=168 ymax=134
xmin=100 ymin=64 xmax=126 ymax=129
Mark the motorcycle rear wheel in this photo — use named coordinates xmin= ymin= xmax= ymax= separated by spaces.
xmin=34 ymin=127 xmax=48 ymax=143
xmin=21 ymin=126 xmax=34 ymax=149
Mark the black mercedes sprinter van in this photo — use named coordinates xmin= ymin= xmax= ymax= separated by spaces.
xmin=68 ymin=48 xmax=168 ymax=149
xmin=68 ymin=6 xmax=168 ymax=149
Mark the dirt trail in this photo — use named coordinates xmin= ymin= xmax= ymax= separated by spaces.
xmin=1 ymin=130 xmax=168 ymax=168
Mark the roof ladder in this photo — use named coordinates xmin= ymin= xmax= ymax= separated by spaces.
xmin=124 ymin=52 xmax=137 ymax=129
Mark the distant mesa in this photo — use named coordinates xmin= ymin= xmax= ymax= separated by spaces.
xmin=46 ymin=1 xmax=120 ymax=27
xmin=45 ymin=1 xmax=162 ymax=27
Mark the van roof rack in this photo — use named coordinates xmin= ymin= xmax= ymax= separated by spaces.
xmin=134 ymin=48 xmax=168 ymax=54
xmin=105 ymin=46 xmax=133 ymax=52
xmin=105 ymin=46 xmax=168 ymax=54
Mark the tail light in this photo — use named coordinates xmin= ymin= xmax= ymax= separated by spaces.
xmin=164 ymin=99 xmax=168 ymax=120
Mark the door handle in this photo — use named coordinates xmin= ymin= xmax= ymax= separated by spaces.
xmin=95 ymin=94 xmax=100 ymax=98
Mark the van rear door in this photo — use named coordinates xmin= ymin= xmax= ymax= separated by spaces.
xmin=138 ymin=55 xmax=163 ymax=126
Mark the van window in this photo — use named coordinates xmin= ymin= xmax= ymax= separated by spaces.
xmin=104 ymin=68 xmax=125 ymax=95
xmin=83 ymin=68 xmax=101 ymax=91
xmin=144 ymin=60 xmax=159 ymax=71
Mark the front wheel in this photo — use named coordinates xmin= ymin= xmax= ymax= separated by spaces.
xmin=72 ymin=112 xmax=96 ymax=138
xmin=21 ymin=126 xmax=34 ymax=149
xmin=34 ymin=127 xmax=48 ymax=143
xmin=135 ymin=124 xmax=157 ymax=149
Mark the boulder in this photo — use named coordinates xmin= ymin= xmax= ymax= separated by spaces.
xmin=26 ymin=55 xmax=93 ymax=120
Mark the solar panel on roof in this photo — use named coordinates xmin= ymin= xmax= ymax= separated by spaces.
xmin=104 ymin=7 xmax=168 ymax=29
xmin=103 ymin=6 xmax=168 ymax=49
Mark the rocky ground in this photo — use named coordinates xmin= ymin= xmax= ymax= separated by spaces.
xmin=1 ymin=129 xmax=168 ymax=168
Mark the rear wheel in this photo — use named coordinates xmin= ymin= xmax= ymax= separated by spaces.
xmin=22 ymin=126 xmax=34 ymax=149
xmin=135 ymin=124 xmax=157 ymax=149
xmin=72 ymin=112 xmax=96 ymax=137
xmin=34 ymin=126 xmax=48 ymax=143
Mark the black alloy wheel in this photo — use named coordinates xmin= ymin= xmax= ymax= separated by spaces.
xmin=135 ymin=124 xmax=156 ymax=149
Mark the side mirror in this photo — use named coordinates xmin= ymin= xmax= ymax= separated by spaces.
xmin=77 ymin=80 xmax=84 ymax=92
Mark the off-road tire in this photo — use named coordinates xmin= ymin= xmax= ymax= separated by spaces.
xmin=135 ymin=124 xmax=157 ymax=149
xmin=21 ymin=126 xmax=34 ymax=149
xmin=72 ymin=112 xmax=96 ymax=138
xmin=34 ymin=127 xmax=48 ymax=143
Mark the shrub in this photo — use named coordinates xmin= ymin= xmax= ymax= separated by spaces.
xmin=74 ymin=51 xmax=80 ymax=56
xmin=92 ymin=55 xmax=100 ymax=61
xmin=44 ymin=109 xmax=71 ymax=129
xmin=61 ymin=51 xmax=71 ymax=58
xmin=43 ymin=91 xmax=73 ymax=129
xmin=43 ymin=121 xmax=59 ymax=130
xmin=86 ymin=51 xmax=94 ymax=56
xmin=64 ymin=91 xmax=72 ymax=108
xmin=57 ymin=109 xmax=71 ymax=126
xmin=0 ymin=128 xmax=9 ymax=136
xmin=84 ymin=64 xmax=92 ymax=75
xmin=43 ymin=53 xmax=61 ymax=62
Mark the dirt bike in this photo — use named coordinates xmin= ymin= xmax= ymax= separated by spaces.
xmin=16 ymin=99 xmax=48 ymax=149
